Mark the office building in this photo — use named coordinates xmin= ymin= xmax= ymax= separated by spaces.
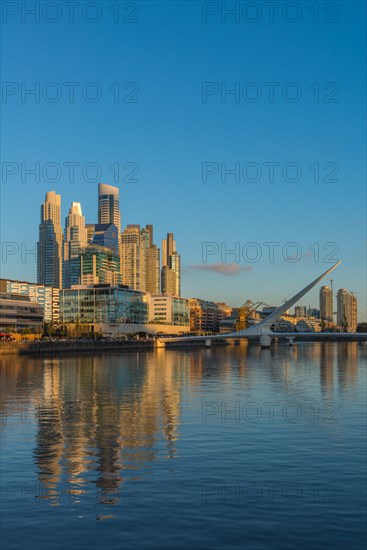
xmin=86 ymin=224 xmax=95 ymax=243
xmin=80 ymin=245 xmax=122 ymax=286
xmin=141 ymin=225 xmax=160 ymax=294
xmin=0 ymin=292 xmax=43 ymax=333
xmin=161 ymin=232 xmax=181 ymax=296
xmin=92 ymin=223 xmax=119 ymax=254
xmin=1 ymin=279 xmax=59 ymax=323
xmin=98 ymin=183 xmax=121 ymax=230
xmin=161 ymin=265 xmax=176 ymax=296
xmin=63 ymin=202 xmax=88 ymax=288
xmin=147 ymin=294 xmax=189 ymax=327
xmin=60 ymin=284 xmax=148 ymax=327
xmin=120 ymin=225 xmax=146 ymax=291
xmin=37 ymin=191 xmax=63 ymax=288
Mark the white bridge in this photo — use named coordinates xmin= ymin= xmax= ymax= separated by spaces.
xmin=157 ymin=261 xmax=367 ymax=348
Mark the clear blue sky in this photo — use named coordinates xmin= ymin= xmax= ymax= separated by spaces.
xmin=1 ymin=1 xmax=366 ymax=319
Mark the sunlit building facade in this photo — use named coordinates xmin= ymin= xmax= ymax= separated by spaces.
xmin=189 ymin=298 xmax=229 ymax=333
xmin=320 ymin=286 xmax=333 ymax=323
xmin=0 ymin=292 xmax=44 ymax=332
xmin=60 ymin=284 xmax=148 ymax=326
xmin=98 ymin=183 xmax=121 ymax=230
xmin=63 ymin=202 xmax=88 ymax=289
xmin=120 ymin=225 xmax=146 ymax=291
xmin=80 ymin=245 xmax=122 ymax=286
xmin=337 ymin=289 xmax=357 ymax=332
xmin=142 ymin=225 xmax=161 ymax=294
xmin=161 ymin=233 xmax=181 ymax=296
xmin=2 ymin=278 xmax=59 ymax=323
xmin=147 ymin=294 xmax=189 ymax=327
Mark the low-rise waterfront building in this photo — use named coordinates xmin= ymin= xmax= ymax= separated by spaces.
xmin=189 ymin=298 xmax=231 ymax=333
xmin=0 ymin=278 xmax=59 ymax=323
xmin=147 ymin=294 xmax=190 ymax=328
xmin=0 ymin=292 xmax=44 ymax=333
xmin=59 ymin=285 xmax=189 ymax=336
xmin=296 ymin=317 xmax=322 ymax=333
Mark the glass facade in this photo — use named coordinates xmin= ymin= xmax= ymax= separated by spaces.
xmin=80 ymin=245 xmax=122 ymax=285
xmin=92 ymin=224 xmax=119 ymax=255
xmin=60 ymin=285 xmax=148 ymax=325
xmin=172 ymin=297 xmax=190 ymax=326
xmin=37 ymin=220 xmax=62 ymax=287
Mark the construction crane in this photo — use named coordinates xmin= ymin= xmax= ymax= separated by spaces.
xmin=236 ymin=300 xmax=268 ymax=331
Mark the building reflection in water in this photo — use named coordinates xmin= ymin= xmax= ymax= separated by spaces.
xmin=0 ymin=342 xmax=363 ymax=506
xmin=1 ymin=352 xmax=187 ymax=505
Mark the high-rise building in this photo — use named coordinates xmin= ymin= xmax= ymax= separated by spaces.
xmin=320 ymin=285 xmax=333 ymax=323
xmin=337 ymin=289 xmax=358 ymax=332
xmin=120 ymin=225 xmax=146 ymax=291
xmin=161 ymin=266 xmax=176 ymax=296
xmin=37 ymin=191 xmax=63 ymax=288
xmin=162 ymin=232 xmax=176 ymax=266
xmin=98 ymin=183 xmax=121 ymax=230
xmin=92 ymin=223 xmax=119 ymax=254
xmin=86 ymin=224 xmax=95 ymax=244
xmin=80 ymin=245 xmax=122 ymax=286
xmin=351 ymin=293 xmax=358 ymax=333
xmin=63 ymin=202 xmax=88 ymax=288
xmin=145 ymin=246 xmax=160 ymax=294
xmin=141 ymin=225 xmax=160 ymax=294
xmin=170 ymin=252 xmax=181 ymax=296
xmin=161 ymin=232 xmax=180 ymax=296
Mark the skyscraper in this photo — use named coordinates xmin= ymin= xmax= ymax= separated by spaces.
xmin=162 ymin=232 xmax=175 ymax=266
xmin=92 ymin=223 xmax=119 ymax=254
xmin=319 ymin=285 xmax=333 ymax=323
xmin=37 ymin=191 xmax=63 ymax=288
xmin=80 ymin=245 xmax=122 ymax=285
xmin=161 ymin=265 xmax=176 ymax=296
xmin=141 ymin=225 xmax=160 ymax=294
xmin=98 ymin=183 xmax=121 ymax=230
xmin=120 ymin=225 xmax=146 ymax=291
xmin=161 ymin=232 xmax=180 ymax=296
xmin=63 ymin=202 xmax=87 ymax=288
xmin=337 ymin=289 xmax=358 ymax=332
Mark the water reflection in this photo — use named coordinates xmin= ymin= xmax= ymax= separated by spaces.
xmin=0 ymin=342 xmax=364 ymax=507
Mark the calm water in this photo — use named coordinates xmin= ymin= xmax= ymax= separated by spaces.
xmin=1 ymin=342 xmax=366 ymax=550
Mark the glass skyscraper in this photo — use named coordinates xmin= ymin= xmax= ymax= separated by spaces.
xmin=63 ymin=202 xmax=88 ymax=288
xmin=37 ymin=191 xmax=63 ymax=288
xmin=98 ymin=183 xmax=121 ymax=230
xmin=92 ymin=223 xmax=119 ymax=255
